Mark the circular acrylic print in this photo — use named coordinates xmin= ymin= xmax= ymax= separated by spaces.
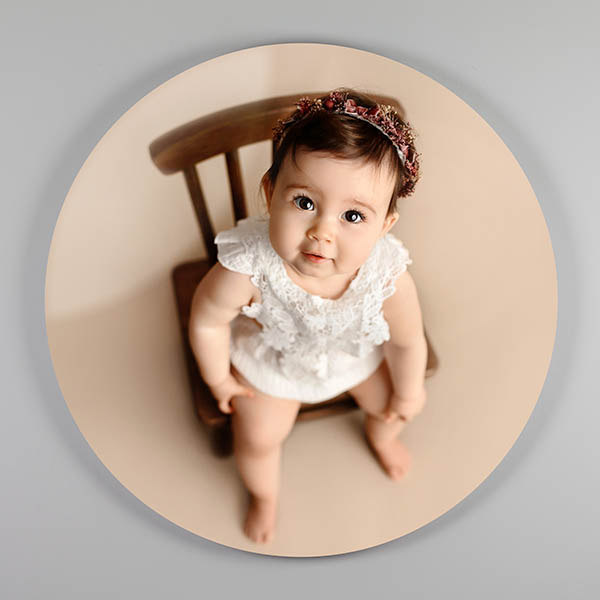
xmin=46 ymin=43 xmax=557 ymax=556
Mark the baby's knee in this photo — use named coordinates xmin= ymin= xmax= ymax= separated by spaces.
xmin=231 ymin=390 xmax=300 ymax=453
xmin=234 ymin=424 xmax=285 ymax=456
xmin=350 ymin=364 xmax=393 ymax=416
xmin=232 ymin=408 xmax=294 ymax=455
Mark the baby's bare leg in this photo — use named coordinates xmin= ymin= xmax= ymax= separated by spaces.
xmin=230 ymin=368 xmax=301 ymax=544
xmin=348 ymin=361 xmax=411 ymax=480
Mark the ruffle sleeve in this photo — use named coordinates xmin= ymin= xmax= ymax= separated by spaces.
xmin=214 ymin=216 xmax=268 ymax=276
xmin=381 ymin=233 xmax=413 ymax=300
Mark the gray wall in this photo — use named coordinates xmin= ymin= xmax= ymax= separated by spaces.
xmin=2 ymin=0 xmax=598 ymax=597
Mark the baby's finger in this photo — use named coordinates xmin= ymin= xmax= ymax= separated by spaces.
xmin=218 ymin=398 xmax=233 ymax=414
xmin=238 ymin=384 xmax=255 ymax=398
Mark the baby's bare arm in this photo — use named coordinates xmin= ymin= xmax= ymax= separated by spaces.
xmin=188 ymin=263 xmax=255 ymax=388
xmin=382 ymin=271 xmax=428 ymax=419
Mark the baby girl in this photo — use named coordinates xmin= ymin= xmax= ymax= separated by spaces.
xmin=189 ymin=89 xmax=428 ymax=544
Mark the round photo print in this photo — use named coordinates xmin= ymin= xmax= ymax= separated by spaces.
xmin=46 ymin=43 xmax=557 ymax=556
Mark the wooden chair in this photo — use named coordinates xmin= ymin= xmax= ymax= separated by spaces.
xmin=149 ymin=92 xmax=438 ymax=455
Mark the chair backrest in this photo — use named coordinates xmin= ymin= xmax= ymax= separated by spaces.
xmin=149 ymin=91 xmax=401 ymax=263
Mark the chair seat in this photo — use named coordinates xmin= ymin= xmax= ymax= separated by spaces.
xmin=172 ymin=260 xmax=358 ymax=429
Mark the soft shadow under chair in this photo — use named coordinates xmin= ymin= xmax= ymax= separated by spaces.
xmin=149 ymin=92 xmax=438 ymax=455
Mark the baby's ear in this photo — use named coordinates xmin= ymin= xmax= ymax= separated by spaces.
xmin=261 ymin=173 xmax=274 ymax=212
xmin=381 ymin=210 xmax=399 ymax=236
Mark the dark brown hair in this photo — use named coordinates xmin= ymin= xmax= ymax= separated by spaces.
xmin=263 ymin=88 xmax=419 ymax=215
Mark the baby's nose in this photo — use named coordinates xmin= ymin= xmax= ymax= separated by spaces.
xmin=307 ymin=219 xmax=334 ymax=243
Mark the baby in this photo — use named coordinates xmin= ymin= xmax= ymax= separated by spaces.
xmin=189 ymin=89 xmax=428 ymax=544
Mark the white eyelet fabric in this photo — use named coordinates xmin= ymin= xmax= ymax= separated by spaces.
xmin=214 ymin=216 xmax=412 ymax=402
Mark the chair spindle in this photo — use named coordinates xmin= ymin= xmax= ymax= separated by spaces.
xmin=183 ymin=166 xmax=217 ymax=265
xmin=225 ymin=149 xmax=247 ymax=221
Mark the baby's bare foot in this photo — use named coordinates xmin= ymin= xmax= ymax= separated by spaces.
xmin=367 ymin=436 xmax=412 ymax=480
xmin=244 ymin=496 xmax=277 ymax=544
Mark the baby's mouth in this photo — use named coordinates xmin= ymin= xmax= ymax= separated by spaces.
xmin=302 ymin=251 xmax=331 ymax=263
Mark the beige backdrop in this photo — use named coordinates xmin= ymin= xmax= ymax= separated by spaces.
xmin=45 ymin=43 xmax=556 ymax=556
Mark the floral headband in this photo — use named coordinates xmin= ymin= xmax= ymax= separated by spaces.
xmin=272 ymin=90 xmax=420 ymax=185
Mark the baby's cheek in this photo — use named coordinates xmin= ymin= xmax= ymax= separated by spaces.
xmin=341 ymin=242 xmax=372 ymax=268
xmin=271 ymin=232 xmax=298 ymax=264
xmin=268 ymin=223 xmax=287 ymax=255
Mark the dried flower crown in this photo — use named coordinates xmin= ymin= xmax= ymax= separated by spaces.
xmin=273 ymin=90 xmax=420 ymax=193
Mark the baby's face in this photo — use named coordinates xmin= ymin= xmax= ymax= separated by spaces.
xmin=264 ymin=149 xmax=399 ymax=285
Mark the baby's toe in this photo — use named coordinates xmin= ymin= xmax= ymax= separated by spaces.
xmin=388 ymin=466 xmax=406 ymax=480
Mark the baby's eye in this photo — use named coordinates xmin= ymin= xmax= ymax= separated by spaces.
xmin=293 ymin=196 xmax=314 ymax=211
xmin=343 ymin=210 xmax=366 ymax=224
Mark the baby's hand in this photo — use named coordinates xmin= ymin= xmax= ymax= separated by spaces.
xmin=209 ymin=374 xmax=255 ymax=414
xmin=384 ymin=388 xmax=427 ymax=424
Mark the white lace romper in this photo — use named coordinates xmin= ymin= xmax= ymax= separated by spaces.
xmin=214 ymin=215 xmax=412 ymax=403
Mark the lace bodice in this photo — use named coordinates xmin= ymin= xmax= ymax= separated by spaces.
xmin=214 ymin=216 xmax=412 ymax=382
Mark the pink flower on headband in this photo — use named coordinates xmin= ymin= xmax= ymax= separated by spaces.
xmin=344 ymin=99 xmax=357 ymax=113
